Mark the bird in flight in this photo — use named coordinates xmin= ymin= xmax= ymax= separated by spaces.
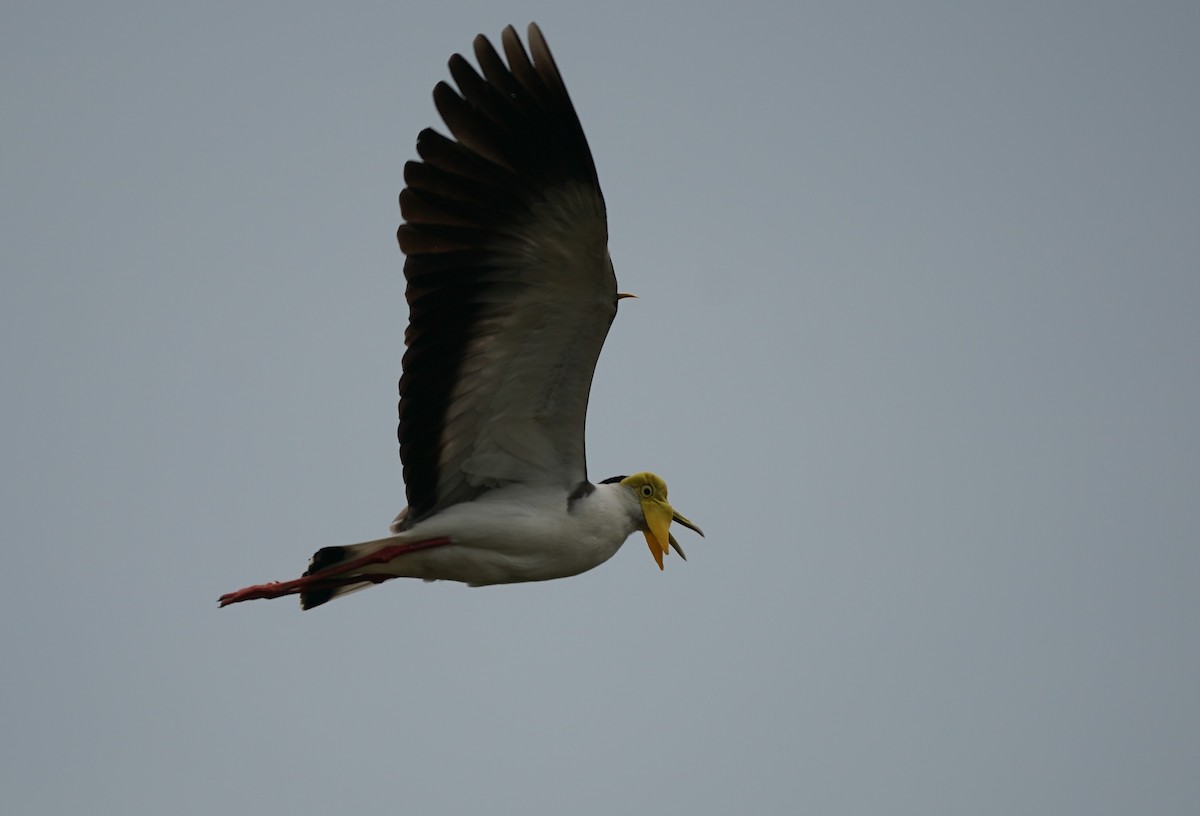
xmin=219 ymin=23 xmax=702 ymax=610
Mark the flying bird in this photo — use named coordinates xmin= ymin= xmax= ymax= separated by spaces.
xmin=219 ymin=23 xmax=702 ymax=610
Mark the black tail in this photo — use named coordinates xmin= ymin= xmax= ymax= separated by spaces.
xmin=300 ymin=546 xmax=349 ymax=610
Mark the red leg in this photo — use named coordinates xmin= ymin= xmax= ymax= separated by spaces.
xmin=218 ymin=537 xmax=452 ymax=607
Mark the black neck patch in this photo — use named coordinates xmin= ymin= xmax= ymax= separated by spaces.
xmin=568 ymin=480 xmax=596 ymax=501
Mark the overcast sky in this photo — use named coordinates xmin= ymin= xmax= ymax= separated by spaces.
xmin=3 ymin=2 xmax=1198 ymax=814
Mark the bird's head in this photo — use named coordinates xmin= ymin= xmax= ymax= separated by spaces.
xmin=620 ymin=472 xmax=704 ymax=569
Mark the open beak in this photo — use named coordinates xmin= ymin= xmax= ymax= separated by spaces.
xmin=668 ymin=533 xmax=686 ymax=561
xmin=642 ymin=502 xmax=705 ymax=570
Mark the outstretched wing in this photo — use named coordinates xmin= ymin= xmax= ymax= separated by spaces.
xmin=396 ymin=23 xmax=617 ymax=524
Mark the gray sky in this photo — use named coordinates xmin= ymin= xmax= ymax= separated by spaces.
xmin=3 ymin=1 xmax=1198 ymax=814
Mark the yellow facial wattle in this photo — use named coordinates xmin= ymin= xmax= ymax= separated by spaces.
xmin=620 ymin=472 xmax=704 ymax=571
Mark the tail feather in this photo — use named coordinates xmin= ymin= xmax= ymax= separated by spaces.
xmin=297 ymin=533 xmax=447 ymax=609
xmin=300 ymin=545 xmax=376 ymax=610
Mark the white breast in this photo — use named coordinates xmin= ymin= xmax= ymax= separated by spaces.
xmin=369 ymin=482 xmax=642 ymax=586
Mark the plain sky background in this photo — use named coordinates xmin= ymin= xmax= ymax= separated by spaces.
xmin=3 ymin=1 xmax=1198 ymax=814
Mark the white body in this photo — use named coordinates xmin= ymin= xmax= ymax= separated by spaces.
xmin=350 ymin=482 xmax=643 ymax=586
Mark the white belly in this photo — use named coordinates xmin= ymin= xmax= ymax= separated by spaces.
xmin=367 ymin=484 xmax=639 ymax=586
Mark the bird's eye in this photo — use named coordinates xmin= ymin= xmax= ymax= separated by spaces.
xmin=640 ymin=484 xmax=653 ymax=498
